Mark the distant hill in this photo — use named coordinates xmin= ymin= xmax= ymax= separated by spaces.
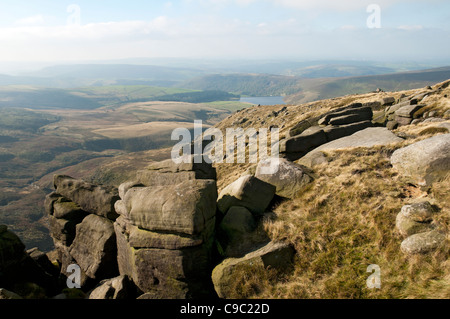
xmin=286 ymin=66 xmax=450 ymax=104
xmin=179 ymin=74 xmax=300 ymax=96
xmin=179 ymin=66 xmax=450 ymax=104
xmin=25 ymin=64 xmax=206 ymax=81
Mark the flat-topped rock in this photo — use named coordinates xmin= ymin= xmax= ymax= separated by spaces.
xmin=53 ymin=175 xmax=119 ymax=220
xmin=299 ymin=127 xmax=403 ymax=167
xmin=255 ymin=157 xmax=313 ymax=199
xmin=124 ymin=179 xmax=217 ymax=236
xmin=217 ymin=175 xmax=276 ymax=215
xmin=391 ymin=133 xmax=450 ymax=186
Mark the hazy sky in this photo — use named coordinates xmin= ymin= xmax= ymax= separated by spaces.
xmin=0 ymin=0 xmax=449 ymax=63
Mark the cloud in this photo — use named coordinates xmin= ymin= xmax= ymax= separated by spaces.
xmin=0 ymin=16 xmax=175 ymax=42
xmin=397 ymin=25 xmax=424 ymax=31
xmin=14 ymin=15 xmax=46 ymax=26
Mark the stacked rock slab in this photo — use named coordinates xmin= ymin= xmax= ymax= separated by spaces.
xmin=280 ymin=103 xmax=373 ymax=161
xmin=113 ymin=156 xmax=218 ymax=298
xmin=385 ymin=91 xmax=433 ymax=129
xmin=45 ymin=175 xmax=120 ymax=288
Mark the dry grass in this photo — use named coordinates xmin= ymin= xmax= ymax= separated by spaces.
xmin=222 ymin=144 xmax=449 ymax=299
xmin=212 ymin=81 xmax=450 ymax=299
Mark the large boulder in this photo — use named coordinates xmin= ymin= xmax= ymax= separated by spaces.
xmin=395 ymin=104 xmax=425 ymax=118
xmin=88 ymin=275 xmax=136 ymax=299
xmin=136 ymin=156 xmax=216 ymax=187
xmin=400 ymin=230 xmax=446 ymax=255
xmin=323 ymin=120 xmax=373 ymax=141
xmin=123 ymin=179 xmax=217 ymax=236
xmin=299 ymin=127 xmax=403 ymax=167
xmin=390 ymin=134 xmax=450 ymax=186
xmin=0 ymin=288 xmax=22 ymax=299
xmin=69 ymin=214 xmax=118 ymax=281
xmin=318 ymin=106 xmax=372 ymax=126
xmin=211 ymin=242 xmax=295 ymax=298
xmin=114 ymin=217 xmax=213 ymax=298
xmin=280 ymin=129 xmax=327 ymax=159
xmin=219 ymin=206 xmax=256 ymax=241
xmin=217 ymin=175 xmax=276 ymax=215
xmin=53 ymin=175 xmax=120 ymax=220
xmin=395 ymin=202 xmax=436 ymax=238
xmin=0 ymin=225 xmax=26 ymax=280
xmin=255 ymin=157 xmax=313 ymax=199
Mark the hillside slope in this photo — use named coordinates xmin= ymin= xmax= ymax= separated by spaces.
xmin=211 ymin=79 xmax=450 ymax=299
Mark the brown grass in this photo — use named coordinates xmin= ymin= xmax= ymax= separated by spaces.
xmin=222 ymin=144 xmax=449 ymax=299
xmin=212 ymin=82 xmax=450 ymax=299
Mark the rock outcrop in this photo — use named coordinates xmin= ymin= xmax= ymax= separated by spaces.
xmin=395 ymin=202 xmax=436 ymax=238
xmin=255 ymin=157 xmax=313 ymax=199
xmin=281 ymin=103 xmax=374 ymax=161
xmin=391 ymin=133 xmax=450 ymax=186
xmin=217 ymin=175 xmax=276 ymax=215
xmin=211 ymin=241 xmax=294 ymax=299
xmin=45 ymin=175 xmax=120 ymax=290
xmin=400 ymin=230 xmax=446 ymax=255
xmin=299 ymin=127 xmax=404 ymax=167
xmin=114 ymin=156 xmax=218 ymax=298
xmin=0 ymin=225 xmax=59 ymax=298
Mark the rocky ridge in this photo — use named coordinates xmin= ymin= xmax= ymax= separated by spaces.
xmin=1 ymin=80 xmax=449 ymax=299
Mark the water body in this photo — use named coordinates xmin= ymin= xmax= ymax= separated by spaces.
xmin=240 ymin=96 xmax=286 ymax=106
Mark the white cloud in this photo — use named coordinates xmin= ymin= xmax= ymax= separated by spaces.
xmin=14 ymin=15 xmax=46 ymax=26
xmin=398 ymin=25 xmax=424 ymax=31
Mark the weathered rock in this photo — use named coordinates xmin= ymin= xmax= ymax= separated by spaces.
xmin=380 ymin=97 xmax=396 ymax=106
xmin=0 ymin=227 xmax=58 ymax=295
xmin=124 ymin=179 xmax=217 ymax=236
xmin=220 ymin=206 xmax=256 ymax=240
xmin=44 ymin=192 xmax=61 ymax=216
xmin=53 ymin=175 xmax=119 ymax=220
xmin=386 ymin=101 xmax=410 ymax=117
xmin=48 ymin=215 xmax=79 ymax=246
xmin=211 ymin=242 xmax=295 ymax=298
xmin=391 ymin=133 xmax=450 ymax=186
xmin=395 ymin=202 xmax=436 ymax=238
xmin=124 ymin=219 xmax=204 ymax=250
xmin=323 ymin=120 xmax=373 ymax=141
xmin=255 ymin=157 xmax=313 ymax=199
xmin=88 ymin=275 xmax=135 ymax=299
xmin=328 ymin=113 xmax=372 ymax=126
xmin=395 ymin=116 xmax=413 ymax=127
xmin=395 ymin=104 xmax=425 ymax=118
xmin=0 ymin=288 xmax=23 ymax=299
xmin=318 ymin=105 xmax=370 ymax=125
xmin=217 ymin=175 xmax=276 ymax=215
xmin=114 ymin=200 xmax=129 ymax=218
xmin=287 ymin=119 xmax=317 ymax=137
xmin=299 ymin=127 xmax=403 ymax=167
xmin=115 ymin=221 xmax=212 ymax=298
xmin=53 ymin=200 xmax=88 ymax=220
xmin=0 ymin=225 xmax=26 ymax=276
xmin=27 ymin=247 xmax=59 ymax=277
xmin=136 ymin=156 xmax=217 ymax=187
xmin=400 ymin=230 xmax=446 ymax=255
xmin=363 ymin=101 xmax=383 ymax=110
xmin=118 ymin=181 xmax=143 ymax=200
xmin=69 ymin=214 xmax=118 ymax=280
xmin=386 ymin=120 xmax=399 ymax=131
xmin=280 ymin=129 xmax=327 ymax=156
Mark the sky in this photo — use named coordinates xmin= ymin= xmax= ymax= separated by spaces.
xmin=0 ymin=0 xmax=449 ymax=64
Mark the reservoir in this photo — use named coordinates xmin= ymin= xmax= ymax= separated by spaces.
xmin=240 ymin=96 xmax=286 ymax=106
